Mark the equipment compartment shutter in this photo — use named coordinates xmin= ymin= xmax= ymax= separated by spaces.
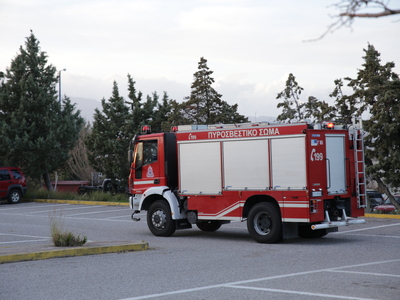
xmin=326 ymin=134 xmax=346 ymax=194
xmin=271 ymin=137 xmax=306 ymax=190
xmin=179 ymin=142 xmax=222 ymax=195
xmin=223 ymin=140 xmax=269 ymax=190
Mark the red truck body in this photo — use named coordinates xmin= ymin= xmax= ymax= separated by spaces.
xmin=128 ymin=121 xmax=365 ymax=243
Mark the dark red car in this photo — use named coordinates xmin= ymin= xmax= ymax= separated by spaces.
xmin=0 ymin=166 xmax=27 ymax=204
xmin=372 ymin=195 xmax=400 ymax=214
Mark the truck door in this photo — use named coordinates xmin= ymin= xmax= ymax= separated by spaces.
xmin=326 ymin=134 xmax=346 ymax=195
xmin=133 ymin=139 xmax=162 ymax=191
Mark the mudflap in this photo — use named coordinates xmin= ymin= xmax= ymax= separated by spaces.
xmin=175 ymin=219 xmax=192 ymax=230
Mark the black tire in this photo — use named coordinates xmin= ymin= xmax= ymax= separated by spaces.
xmin=8 ymin=189 xmax=22 ymax=204
xmin=196 ymin=220 xmax=222 ymax=232
xmin=247 ymin=202 xmax=282 ymax=243
xmin=147 ymin=200 xmax=176 ymax=237
xmin=298 ymin=225 xmax=328 ymax=238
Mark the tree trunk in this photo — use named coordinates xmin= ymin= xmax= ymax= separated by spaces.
xmin=43 ymin=173 xmax=53 ymax=191
xmin=374 ymin=176 xmax=400 ymax=211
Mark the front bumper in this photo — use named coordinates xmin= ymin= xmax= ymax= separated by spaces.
xmin=129 ymin=195 xmax=141 ymax=211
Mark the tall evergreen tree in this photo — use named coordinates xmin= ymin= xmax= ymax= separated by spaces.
xmin=341 ymin=44 xmax=400 ymax=210
xmin=153 ymin=92 xmax=173 ymax=132
xmin=182 ymin=57 xmax=247 ymax=124
xmin=164 ymin=99 xmax=191 ymax=130
xmin=85 ymin=81 xmax=133 ymax=185
xmin=142 ymin=92 xmax=159 ymax=130
xmin=331 ymin=78 xmax=362 ymax=124
xmin=126 ymin=74 xmax=145 ymax=135
xmin=0 ymin=32 xmax=83 ymax=189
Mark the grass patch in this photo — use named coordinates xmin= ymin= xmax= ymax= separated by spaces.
xmin=50 ymin=215 xmax=87 ymax=247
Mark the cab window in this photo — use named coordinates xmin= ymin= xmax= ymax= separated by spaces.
xmin=134 ymin=140 xmax=158 ymax=179
xmin=143 ymin=140 xmax=158 ymax=165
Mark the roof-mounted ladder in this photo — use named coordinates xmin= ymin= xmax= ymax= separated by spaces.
xmin=352 ymin=117 xmax=366 ymax=208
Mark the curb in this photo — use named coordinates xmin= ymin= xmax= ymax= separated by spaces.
xmin=364 ymin=213 xmax=400 ymax=219
xmin=0 ymin=242 xmax=149 ymax=264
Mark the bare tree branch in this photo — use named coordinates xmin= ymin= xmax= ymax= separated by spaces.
xmin=305 ymin=0 xmax=400 ymax=42
xmin=339 ymin=0 xmax=400 ymax=18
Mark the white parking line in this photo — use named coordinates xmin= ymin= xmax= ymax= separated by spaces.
xmin=228 ymin=285 xmax=375 ymax=300
xmin=105 ymin=215 xmax=133 ymax=220
xmin=24 ymin=205 xmax=104 ymax=214
xmin=346 ymin=233 xmax=400 ymax=239
xmin=328 ymin=269 xmax=400 ymax=278
xmin=0 ymin=233 xmax=49 ymax=239
xmin=0 ymin=239 xmax=49 ymax=244
xmin=119 ymin=259 xmax=400 ymax=300
xmin=0 ymin=233 xmax=50 ymax=245
xmin=333 ymin=222 xmax=400 ymax=234
xmin=66 ymin=208 xmax=128 ymax=217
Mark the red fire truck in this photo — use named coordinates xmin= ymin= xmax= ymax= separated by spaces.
xmin=128 ymin=120 xmax=366 ymax=243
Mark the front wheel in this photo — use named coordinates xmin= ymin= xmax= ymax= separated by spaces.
xmin=8 ymin=189 xmax=22 ymax=204
xmin=196 ymin=220 xmax=222 ymax=232
xmin=247 ymin=202 xmax=282 ymax=243
xmin=147 ymin=200 xmax=176 ymax=237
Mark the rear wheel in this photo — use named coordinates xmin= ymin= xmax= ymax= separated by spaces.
xmin=147 ymin=200 xmax=176 ymax=237
xmin=247 ymin=202 xmax=282 ymax=243
xmin=8 ymin=189 xmax=22 ymax=204
xmin=196 ymin=220 xmax=222 ymax=232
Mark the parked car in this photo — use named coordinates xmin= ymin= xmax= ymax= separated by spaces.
xmin=0 ymin=166 xmax=27 ymax=204
xmin=78 ymin=179 xmax=126 ymax=195
xmin=367 ymin=190 xmax=384 ymax=211
xmin=373 ymin=195 xmax=400 ymax=214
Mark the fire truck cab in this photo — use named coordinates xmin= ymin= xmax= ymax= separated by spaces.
xmin=128 ymin=120 xmax=365 ymax=243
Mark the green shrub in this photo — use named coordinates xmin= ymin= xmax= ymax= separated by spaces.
xmin=50 ymin=217 xmax=87 ymax=247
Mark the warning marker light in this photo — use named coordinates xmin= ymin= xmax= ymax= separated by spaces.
xmin=171 ymin=126 xmax=178 ymax=132
xmin=323 ymin=122 xmax=335 ymax=129
xmin=141 ymin=125 xmax=151 ymax=134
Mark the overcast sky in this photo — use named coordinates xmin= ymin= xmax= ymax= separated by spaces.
xmin=1 ymin=0 xmax=399 ymax=120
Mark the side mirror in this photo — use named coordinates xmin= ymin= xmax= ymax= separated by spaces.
xmin=128 ymin=150 xmax=133 ymax=164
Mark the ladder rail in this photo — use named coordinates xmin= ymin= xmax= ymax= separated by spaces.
xmin=352 ymin=122 xmax=366 ymax=208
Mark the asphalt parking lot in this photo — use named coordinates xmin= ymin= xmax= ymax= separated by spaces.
xmin=1 ymin=200 xmax=400 ymax=300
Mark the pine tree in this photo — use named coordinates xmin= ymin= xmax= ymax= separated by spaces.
xmin=342 ymin=44 xmax=400 ymax=210
xmin=126 ymin=74 xmax=145 ymax=134
xmin=152 ymin=92 xmax=173 ymax=133
xmin=85 ymin=81 xmax=133 ymax=185
xmin=331 ymin=78 xmax=364 ymax=125
xmin=182 ymin=57 xmax=247 ymax=124
xmin=0 ymin=32 xmax=83 ymax=189
xmin=142 ymin=92 xmax=159 ymax=130
xmin=164 ymin=99 xmax=190 ymax=130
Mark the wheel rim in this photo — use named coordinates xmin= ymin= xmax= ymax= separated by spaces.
xmin=151 ymin=209 xmax=167 ymax=230
xmin=11 ymin=192 xmax=20 ymax=203
xmin=253 ymin=211 xmax=271 ymax=236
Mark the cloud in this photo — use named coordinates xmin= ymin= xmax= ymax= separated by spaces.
xmin=1 ymin=0 xmax=399 ymax=121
